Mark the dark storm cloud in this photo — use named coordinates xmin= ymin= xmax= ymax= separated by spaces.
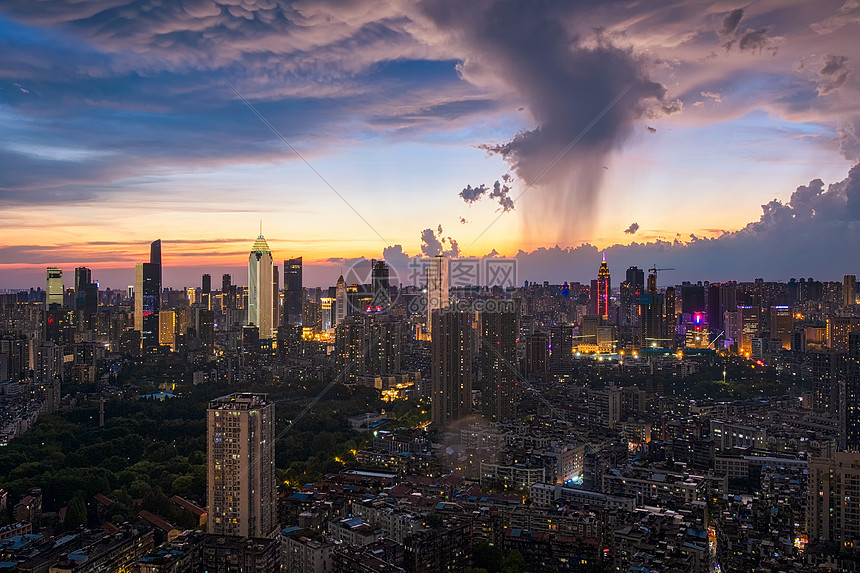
xmin=719 ymin=8 xmax=744 ymax=37
xmin=416 ymin=0 xmax=679 ymax=240
xmin=420 ymin=225 xmax=459 ymax=258
xmin=818 ymin=55 xmax=851 ymax=95
xmin=458 ymin=174 xmax=514 ymax=212
xmin=716 ymin=8 xmax=779 ymax=55
xmin=510 ymin=165 xmax=860 ymax=282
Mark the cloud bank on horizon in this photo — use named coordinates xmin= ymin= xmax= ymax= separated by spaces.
xmin=0 ymin=0 xmax=859 ymax=286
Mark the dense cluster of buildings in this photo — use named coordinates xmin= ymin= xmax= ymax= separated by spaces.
xmin=4 ymin=241 xmax=860 ymax=570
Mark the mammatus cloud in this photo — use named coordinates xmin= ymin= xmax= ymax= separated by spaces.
xmin=624 ymin=222 xmax=640 ymax=234
xmin=416 ymin=0 xmax=681 ymax=242
xmin=459 ymin=174 xmax=515 ymax=212
xmin=420 ymin=225 xmax=460 ymax=257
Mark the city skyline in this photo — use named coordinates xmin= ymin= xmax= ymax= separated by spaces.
xmin=1 ymin=1 xmax=859 ymax=288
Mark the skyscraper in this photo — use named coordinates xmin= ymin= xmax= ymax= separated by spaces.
xmin=248 ymin=234 xmax=274 ymax=338
xmin=46 ymin=268 xmax=63 ymax=310
xmin=335 ymin=274 xmax=347 ymax=326
xmin=841 ymin=332 xmax=860 ymax=451
xmin=596 ymin=253 xmax=610 ymax=319
xmin=426 ymin=256 xmax=450 ymax=339
xmin=207 ymin=393 xmax=276 ymax=538
xmin=431 ymin=305 xmax=473 ymax=427
xmin=371 ymin=259 xmax=390 ymax=312
xmin=222 ymin=274 xmax=235 ymax=310
xmin=481 ymin=301 xmax=517 ymax=421
xmin=665 ymin=286 xmax=676 ymax=348
xmin=284 ymin=257 xmax=303 ymax=327
xmin=620 ymin=266 xmax=644 ymax=327
xmin=272 ymin=265 xmax=280 ymax=332
xmin=201 ymin=274 xmax=212 ymax=310
xmin=150 ymin=239 xmax=162 ymax=309
xmin=135 ymin=262 xmax=160 ymax=352
xmin=807 ymin=451 xmax=860 ymax=547
xmin=844 ymin=274 xmax=857 ymax=307
xmin=74 ymin=266 xmax=91 ymax=310
xmin=641 ymin=270 xmax=664 ymax=348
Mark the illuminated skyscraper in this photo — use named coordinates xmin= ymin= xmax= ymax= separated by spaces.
xmin=596 ymin=253 xmax=611 ymax=319
xmin=272 ymin=265 xmax=280 ymax=331
xmin=426 ymin=255 xmax=450 ymax=339
xmin=150 ymin=239 xmax=162 ymax=308
xmin=207 ymin=393 xmax=276 ymax=538
xmin=481 ymin=301 xmax=517 ymax=421
xmin=283 ymin=257 xmax=303 ymax=327
xmin=769 ymin=305 xmax=794 ymax=350
xmin=737 ymin=305 xmax=760 ymax=356
xmin=135 ymin=262 xmax=160 ymax=352
xmin=201 ymin=273 xmax=211 ymax=310
xmin=46 ymin=268 xmax=63 ymax=310
xmin=842 ymin=333 xmax=860 ymax=451
xmin=159 ymin=310 xmax=176 ymax=350
xmin=248 ymin=234 xmax=274 ymax=338
xmin=335 ymin=274 xmax=347 ymax=325
xmin=431 ymin=305 xmax=473 ymax=426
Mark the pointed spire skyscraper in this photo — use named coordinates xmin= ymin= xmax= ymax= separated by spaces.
xmin=248 ymin=232 xmax=274 ymax=338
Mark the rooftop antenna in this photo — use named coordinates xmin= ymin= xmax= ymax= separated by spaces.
xmin=259 ymin=220 xmax=262 ymax=236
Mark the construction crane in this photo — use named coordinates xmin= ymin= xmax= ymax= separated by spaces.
xmin=648 ymin=266 xmax=675 ymax=274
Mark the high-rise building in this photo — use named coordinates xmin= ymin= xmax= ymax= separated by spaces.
xmin=207 ymin=393 xmax=276 ymax=538
xmin=680 ymin=282 xmax=706 ymax=315
xmin=283 ymin=257 xmax=303 ymax=327
xmin=828 ymin=317 xmax=860 ymax=352
xmin=596 ymin=253 xmax=610 ymax=319
xmin=481 ymin=301 xmax=517 ymax=421
xmin=431 ymin=305 xmax=473 ymax=427
xmin=248 ymin=234 xmax=274 ymax=338
xmin=550 ymin=324 xmax=574 ymax=365
xmin=272 ymin=265 xmax=280 ymax=331
xmin=841 ymin=333 xmax=860 ymax=451
xmin=46 ymin=268 xmax=63 ymax=310
xmin=844 ymin=274 xmax=856 ymax=307
xmin=620 ymin=266 xmax=644 ymax=327
xmin=334 ymin=314 xmax=402 ymax=383
xmin=769 ymin=305 xmax=793 ymax=350
xmin=159 ymin=310 xmax=176 ymax=351
xmin=811 ymin=350 xmax=843 ymax=413
xmin=335 ymin=274 xmax=347 ymax=325
xmin=426 ymin=256 xmax=450 ymax=338
xmin=201 ymin=274 xmax=211 ymax=310
xmin=371 ymin=259 xmax=390 ymax=312
xmin=665 ymin=286 xmax=677 ymax=348
xmin=134 ymin=262 xmax=160 ymax=352
xmin=737 ymin=305 xmax=760 ymax=356
xmin=807 ymin=451 xmax=860 ymax=548
xmin=74 ymin=267 xmax=91 ymax=310
xmin=641 ymin=270 xmax=664 ymax=348
xmin=525 ymin=332 xmax=549 ymax=377
xmin=150 ymin=239 xmax=162 ymax=309
xmin=222 ymin=274 xmax=234 ymax=310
